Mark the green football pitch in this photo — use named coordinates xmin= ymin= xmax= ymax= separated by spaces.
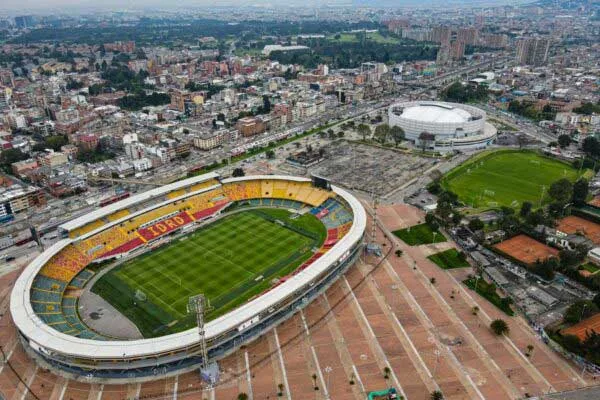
xmin=441 ymin=150 xmax=585 ymax=210
xmin=92 ymin=209 xmax=325 ymax=337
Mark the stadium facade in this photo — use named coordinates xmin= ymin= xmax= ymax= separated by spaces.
xmin=10 ymin=173 xmax=366 ymax=382
xmin=388 ymin=101 xmax=497 ymax=152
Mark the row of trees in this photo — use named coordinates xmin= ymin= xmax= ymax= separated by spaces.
xmin=356 ymin=123 xmax=405 ymax=146
xmin=118 ymin=92 xmax=171 ymax=111
xmin=508 ymin=100 xmax=556 ymax=122
xmin=440 ymin=82 xmax=488 ymax=104
xmin=270 ymin=38 xmax=437 ymax=69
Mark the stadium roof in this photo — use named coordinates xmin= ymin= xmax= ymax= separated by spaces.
xmin=11 ymin=174 xmax=366 ymax=360
xmin=401 ymin=102 xmax=471 ymax=124
xmin=59 ymin=172 xmax=219 ymax=232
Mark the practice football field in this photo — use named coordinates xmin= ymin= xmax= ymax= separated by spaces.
xmin=92 ymin=209 xmax=322 ymax=337
xmin=441 ymin=150 xmax=585 ymax=210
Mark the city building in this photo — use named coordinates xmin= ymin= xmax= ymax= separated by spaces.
xmin=516 ymin=38 xmax=551 ymax=66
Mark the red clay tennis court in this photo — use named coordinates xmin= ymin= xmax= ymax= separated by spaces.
xmin=557 ymin=215 xmax=600 ymax=245
xmin=563 ymin=313 xmax=600 ymax=341
xmin=494 ymin=234 xmax=559 ymax=265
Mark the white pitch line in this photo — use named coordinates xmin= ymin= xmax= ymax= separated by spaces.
xmin=391 ymin=312 xmax=433 ymax=379
xmin=58 ymin=381 xmax=68 ymax=400
xmin=244 ymin=351 xmax=254 ymax=400
xmin=352 ymin=364 xmax=366 ymax=395
xmin=273 ymin=328 xmax=292 ymax=400
xmin=172 ymin=375 xmax=178 ymax=400
xmin=310 ymin=346 xmax=329 ymax=399
xmin=96 ymin=384 xmax=104 ymax=400
xmin=299 ymin=309 xmax=310 ymax=336
xmin=135 ymin=383 xmax=141 ymax=400
xmin=383 ymin=264 xmax=485 ymax=399
xmin=342 ymin=276 xmax=407 ymax=400
xmin=0 ymin=341 xmax=17 ymax=374
xmin=19 ymin=366 xmax=38 ymax=400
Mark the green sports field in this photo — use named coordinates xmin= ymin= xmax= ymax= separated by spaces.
xmin=92 ymin=209 xmax=325 ymax=337
xmin=441 ymin=150 xmax=585 ymax=210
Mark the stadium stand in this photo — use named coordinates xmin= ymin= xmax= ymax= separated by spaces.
xmin=107 ymin=209 xmax=130 ymax=222
xmin=69 ymin=219 xmax=106 ymax=238
xmin=167 ymin=189 xmax=187 ymax=199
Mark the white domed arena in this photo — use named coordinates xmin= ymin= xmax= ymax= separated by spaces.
xmin=388 ymin=101 xmax=497 ymax=152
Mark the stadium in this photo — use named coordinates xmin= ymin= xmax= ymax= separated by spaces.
xmin=10 ymin=173 xmax=366 ymax=382
xmin=388 ymin=100 xmax=497 ymax=152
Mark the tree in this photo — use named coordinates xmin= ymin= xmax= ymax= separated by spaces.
xmin=558 ymin=134 xmax=572 ymax=148
xmin=390 ymin=125 xmax=405 ymax=146
xmin=430 ymin=390 xmax=444 ymax=400
xmin=559 ymin=249 xmax=581 ymax=268
xmin=266 ymin=150 xmax=275 ymax=159
xmin=0 ymin=148 xmax=28 ymax=168
xmin=395 ymin=249 xmax=403 ymax=257
xmin=526 ymin=344 xmax=535 ymax=358
xmin=468 ymin=217 xmax=484 ymax=232
xmin=277 ymin=383 xmax=284 ymax=397
xmin=418 ymin=131 xmax=435 ymax=151
xmin=572 ymin=178 xmax=589 ymax=206
xmin=548 ymin=178 xmax=573 ymax=204
xmin=532 ymin=257 xmax=558 ymax=281
xmin=582 ymin=136 xmax=600 ymax=157
xmin=374 ymin=123 xmax=390 ymax=144
xmin=564 ymin=300 xmax=599 ymax=324
xmin=490 ymin=319 xmax=510 ymax=336
xmin=261 ymin=95 xmax=271 ymax=114
xmin=520 ymin=201 xmax=533 ymax=218
xmin=562 ymin=334 xmax=582 ymax=353
xmin=232 ymin=167 xmax=245 ymax=177
xmin=311 ymin=373 xmax=318 ymax=390
xmin=357 ymin=123 xmax=371 ymax=141
xmin=237 ymin=393 xmax=248 ymax=400
xmin=383 ymin=366 xmax=391 ymax=379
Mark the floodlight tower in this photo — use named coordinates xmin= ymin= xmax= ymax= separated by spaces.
xmin=188 ymin=294 xmax=208 ymax=369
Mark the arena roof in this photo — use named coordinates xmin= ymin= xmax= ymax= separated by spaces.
xmin=59 ymin=172 xmax=219 ymax=232
xmin=11 ymin=174 xmax=366 ymax=360
xmin=400 ymin=103 xmax=471 ymax=124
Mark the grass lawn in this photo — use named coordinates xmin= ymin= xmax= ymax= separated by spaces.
xmin=582 ymin=263 xmax=600 ymax=274
xmin=441 ymin=150 xmax=584 ymax=210
xmin=427 ymin=248 xmax=470 ymax=269
xmin=92 ymin=209 xmax=323 ymax=337
xmin=393 ymin=223 xmax=446 ymax=246
xmin=327 ymin=31 xmax=401 ymax=44
xmin=463 ymin=277 xmax=514 ymax=316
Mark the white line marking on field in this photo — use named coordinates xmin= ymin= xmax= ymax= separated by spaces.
xmin=245 ymin=351 xmax=253 ymax=400
xmin=310 ymin=346 xmax=329 ymax=399
xmin=172 ymin=375 xmax=178 ymax=400
xmin=19 ymin=366 xmax=38 ymax=400
xmin=391 ymin=312 xmax=432 ymax=379
xmin=342 ymin=276 xmax=407 ymax=399
xmin=0 ymin=341 xmax=16 ymax=374
xmin=352 ymin=364 xmax=365 ymax=395
xmin=299 ymin=309 xmax=310 ymax=336
xmin=273 ymin=328 xmax=292 ymax=400
xmin=58 ymin=381 xmax=68 ymax=400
